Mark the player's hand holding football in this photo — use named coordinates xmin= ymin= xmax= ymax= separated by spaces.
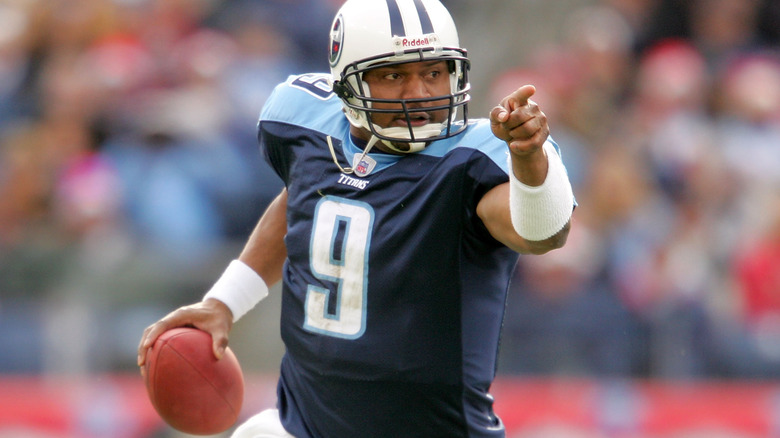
xmin=137 ymin=298 xmax=233 ymax=373
xmin=490 ymin=84 xmax=550 ymax=186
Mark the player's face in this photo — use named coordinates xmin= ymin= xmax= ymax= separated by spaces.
xmin=362 ymin=60 xmax=451 ymax=133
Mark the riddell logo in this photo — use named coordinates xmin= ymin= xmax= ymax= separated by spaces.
xmin=393 ymin=33 xmax=439 ymax=50
xmin=402 ymin=37 xmax=430 ymax=47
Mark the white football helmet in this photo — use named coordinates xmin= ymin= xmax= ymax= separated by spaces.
xmin=329 ymin=0 xmax=471 ymax=153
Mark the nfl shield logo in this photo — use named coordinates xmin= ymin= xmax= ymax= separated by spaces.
xmin=352 ymin=154 xmax=377 ymax=177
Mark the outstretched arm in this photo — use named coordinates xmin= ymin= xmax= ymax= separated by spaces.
xmin=477 ymin=85 xmax=573 ymax=254
xmin=137 ymin=189 xmax=288 ymax=368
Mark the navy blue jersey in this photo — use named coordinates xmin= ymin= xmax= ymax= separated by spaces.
xmin=257 ymin=73 xmax=559 ymax=437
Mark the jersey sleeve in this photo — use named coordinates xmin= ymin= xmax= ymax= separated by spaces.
xmin=256 ymin=73 xmax=345 ymax=185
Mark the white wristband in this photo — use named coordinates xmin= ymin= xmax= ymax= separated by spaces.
xmin=203 ymin=259 xmax=269 ymax=322
xmin=508 ymin=141 xmax=574 ymax=241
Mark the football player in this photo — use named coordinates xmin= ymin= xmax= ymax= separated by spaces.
xmin=138 ymin=0 xmax=574 ymax=436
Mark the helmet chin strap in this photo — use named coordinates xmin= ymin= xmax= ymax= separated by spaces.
xmin=326 ymin=127 xmax=435 ymax=176
xmin=326 ymin=134 xmax=381 ymax=175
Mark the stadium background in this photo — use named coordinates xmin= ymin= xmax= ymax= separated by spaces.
xmin=0 ymin=0 xmax=778 ymax=436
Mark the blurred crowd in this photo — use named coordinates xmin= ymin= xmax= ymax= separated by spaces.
xmin=0 ymin=0 xmax=777 ymax=381
xmin=498 ymin=0 xmax=780 ymax=379
xmin=0 ymin=0 xmax=335 ymax=374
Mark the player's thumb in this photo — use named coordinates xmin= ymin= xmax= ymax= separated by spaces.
xmin=212 ymin=332 xmax=229 ymax=360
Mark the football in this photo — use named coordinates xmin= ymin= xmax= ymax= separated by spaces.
xmin=144 ymin=327 xmax=244 ymax=435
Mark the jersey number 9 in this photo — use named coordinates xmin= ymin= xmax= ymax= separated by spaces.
xmin=304 ymin=196 xmax=374 ymax=339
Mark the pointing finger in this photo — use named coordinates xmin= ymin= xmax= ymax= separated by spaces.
xmin=504 ymin=84 xmax=536 ymax=112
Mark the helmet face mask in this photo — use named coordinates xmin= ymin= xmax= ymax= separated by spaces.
xmin=329 ymin=0 xmax=471 ymax=153
xmin=334 ymin=53 xmax=471 ymax=148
